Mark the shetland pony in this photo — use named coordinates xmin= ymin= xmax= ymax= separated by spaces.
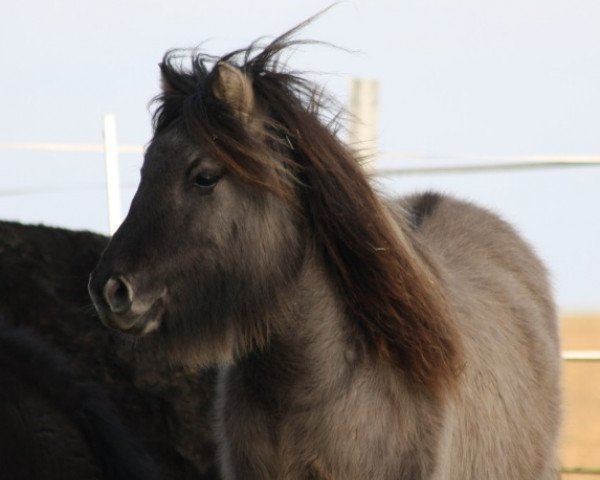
xmin=89 ymin=22 xmax=561 ymax=479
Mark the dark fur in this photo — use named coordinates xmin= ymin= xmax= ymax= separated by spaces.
xmin=0 ymin=221 xmax=220 ymax=479
xmin=90 ymin=20 xmax=561 ymax=480
xmin=0 ymin=318 xmax=159 ymax=480
xmin=410 ymin=191 xmax=442 ymax=228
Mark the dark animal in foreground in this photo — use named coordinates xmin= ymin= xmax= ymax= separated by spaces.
xmin=0 ymin=221 xmax=219 ymax=479
xmin=89 ymin=23 xmax=562 ymax=480
xmin=0 ymin=318 xmax=159 ymax=480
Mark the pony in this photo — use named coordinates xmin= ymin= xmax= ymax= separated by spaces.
xmin=0 ymin=220 xmax=220 ymax=479
xmin=89 ymin=21 xmax=561 ymax=479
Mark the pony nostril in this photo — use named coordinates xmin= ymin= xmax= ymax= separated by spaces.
xmin=103 ymin=276 xmax=133 ymax=313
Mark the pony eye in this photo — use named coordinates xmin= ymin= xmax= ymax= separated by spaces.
xmin=193 ymin=173 xmax=222 ymax=190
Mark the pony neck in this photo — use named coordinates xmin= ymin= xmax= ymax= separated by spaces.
xmin=232 ymin=246 xmax=369 ymax=401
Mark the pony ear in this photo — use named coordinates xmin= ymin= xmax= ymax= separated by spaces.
xmin=212 ymin=63 xmax=254 ymax=121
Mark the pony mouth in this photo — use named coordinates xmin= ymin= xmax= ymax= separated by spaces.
xmin=100 ymin=300 xmax=165 ymax=336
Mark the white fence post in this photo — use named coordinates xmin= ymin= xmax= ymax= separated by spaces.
xmin=348 ymin=78 xmax=379 ymax=173
xmin=102 ymin=113 xmax=122 ymax=235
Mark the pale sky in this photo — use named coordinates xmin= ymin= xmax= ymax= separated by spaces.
xmin=1 ymin=0 xmax=599 ymax=311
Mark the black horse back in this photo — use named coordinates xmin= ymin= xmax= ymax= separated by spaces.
xmin=0 ymin=220 xmax=219 ymax=480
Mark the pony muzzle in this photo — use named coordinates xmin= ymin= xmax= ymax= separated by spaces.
xmin=89 ymin=274 xmax=165 ymax=336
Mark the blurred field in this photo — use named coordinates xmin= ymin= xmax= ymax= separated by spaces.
xmin=560 ymin=314 xmax=600 ymax=479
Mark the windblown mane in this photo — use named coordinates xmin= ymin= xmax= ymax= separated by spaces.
xmin=153 ymin=22 xmax=462 ymax=395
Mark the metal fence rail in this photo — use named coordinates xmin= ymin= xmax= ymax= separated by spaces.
xmin=0 ymin=141 xmax=143 ymax=154
xmin=378 ymin=154 xmax=600 ymax=175
xmin=562 ymin=351 xmax=600 ymax=362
